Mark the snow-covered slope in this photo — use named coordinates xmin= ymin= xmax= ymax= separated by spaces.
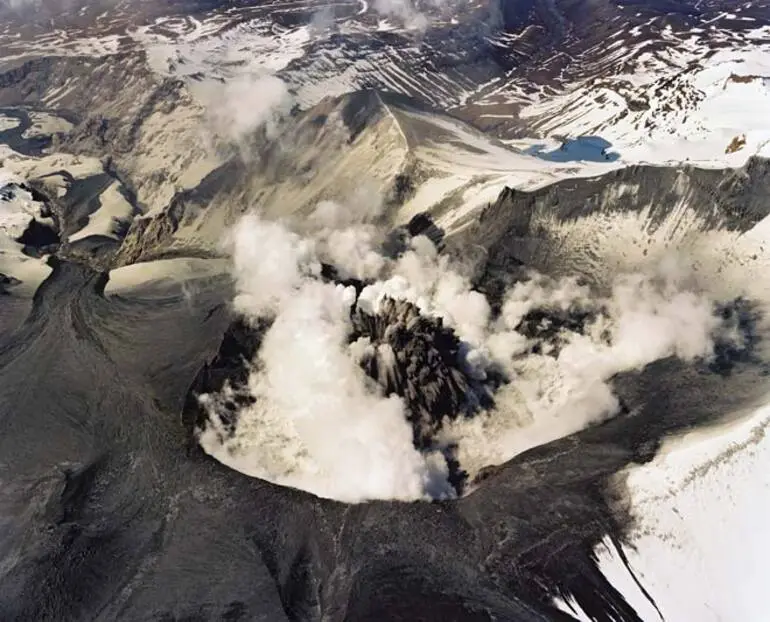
xmin=0 ymin=171 xmax=53 ymax=292
xmin=388 ymin=101 xmax=622 ymax=231
xmin=0 ymin=173 xmax=47 ymax=239
xmin=517 ymin=32 xmax=770 ymax=167
xmin=0 ymin=0 xmax=768 ymax=223
xmin=460 ymin=156 xmax=770 ymax=291
xmin=0 ymin=142 xmax=141 ymax=283
xmin=125 ymin=0 xmax=770 ymax=168
xmin=575 ymin=402 xmax=770 ymax=622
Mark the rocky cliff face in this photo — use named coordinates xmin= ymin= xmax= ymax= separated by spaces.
xmin=456 ymin=157 xmax=770 ymax=290
xmin=110 ymin=90 xmax=412 ymax=264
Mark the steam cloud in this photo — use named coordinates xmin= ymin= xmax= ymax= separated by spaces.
xmin=306 ymin=0 xmax=454 ymax=34
xmin=439 ymin=264 xmax=725 ymax=478
xmin=373 ymin=0 xmax=429 ymax=31
xmin=200 ymin=208 xmax=453 ymax=502
xmin=204 ymin=73 xmax=293 ymax=156
xmin=197 ymin=198 xmax=737 ymax=503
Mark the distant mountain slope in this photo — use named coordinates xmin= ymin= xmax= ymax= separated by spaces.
xmin=110 ymin=90 xmax=621 ymax=265
xmin=2 ymin=0 xmax=769 ymax=168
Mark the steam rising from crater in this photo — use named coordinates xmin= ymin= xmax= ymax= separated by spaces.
xmin=201 ymin=210 xmax=453 ymax=502
xmin=198 ymin=202 xmax=737 ymax=503
xmin=371 ymin=0 xmax=458 ymax=32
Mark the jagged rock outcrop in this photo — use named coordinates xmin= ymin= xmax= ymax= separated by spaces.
xmin=113 ymin=206 xmax=182 ymax=267
xmin=352 ymin=297 xmax=490 ymax=448
xmin=183 ymin=316 xmax=269 ymax=437
xmin=187 ymin=296 xmax=489 ymax=454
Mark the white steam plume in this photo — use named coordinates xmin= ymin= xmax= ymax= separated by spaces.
xmin=370 ymin=0 xmax=460 ymax=32
xmin=441 ymin=260 xmax=724 ymax=478
xmin=205 ymin=74 xmax=293 ymax=154
xmin=373 ymin=0 xmax=429 ymax=31
xmin=201 ymin=210 xmax=452 ymax=503
xmin=201 ymin=202 xmax=735 ymax=502
xmin=303 ymin=198 xmax=387 ymax=280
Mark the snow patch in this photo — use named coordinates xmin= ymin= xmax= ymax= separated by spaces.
xmin=520 ymin=42 xmax=770 ymax=167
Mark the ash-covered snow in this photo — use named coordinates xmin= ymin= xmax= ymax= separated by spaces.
xmin=0 ymin=115 xmax=20 ymax=132
xmin=131 ymin=17 xmax=311 ymax=83
xmin=68 ymin=182 xmax=135 ymax=243
xmin=389 ymin=104 xmax=624 ymax=231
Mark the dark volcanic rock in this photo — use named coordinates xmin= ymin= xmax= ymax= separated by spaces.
xmin=0 ymin=272 xmax=21 ymax=294
xmin=187 ymin=294 xmax=490 ymax=456
xmin=15 ymin=218 xmax=59 ymax=254
xmin=351 ymin=297 xmax=488 ymax=449
xmin=515 ymin=306 xmax=597 ymax=355
xmin=183 ymin=315 xmax=270 ymax=437
xmin=113 ymin=204 xmax=182 ymax=266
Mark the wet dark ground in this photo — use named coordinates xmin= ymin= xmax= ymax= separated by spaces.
xmin=0 ymin=258 xmax=767 ymax=621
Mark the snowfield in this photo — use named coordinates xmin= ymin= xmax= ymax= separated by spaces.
xmin=519 ymin=31 xmax=770 ymax=168
xmin=556 ymin=401 xmax=770 ymax=622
